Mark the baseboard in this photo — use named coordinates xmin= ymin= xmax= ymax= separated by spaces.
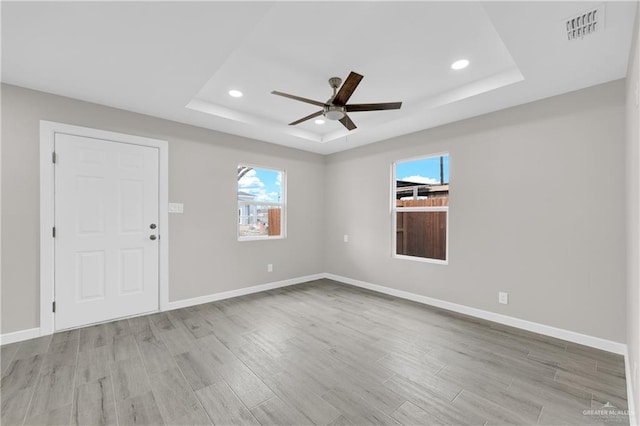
xmin=0 ymin=272 xmax=627 ymax=358
xmin=166 ymin=273 xmax=325 ymax=311
xmin=625 ymin=349 xmax=639 ymax=425
xmin=0 ymin=274 xmax=324 ymax=345
xmin=0 ymin=327 xmax=41 ymax=345
xmin=324 ymin=273 xmax=627 ymax=355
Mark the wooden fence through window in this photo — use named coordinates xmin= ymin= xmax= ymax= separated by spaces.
xmin=268 ymin=208 xmax=281 ymax=236
xmin=396 ymin=197 xmax=448 ymax=260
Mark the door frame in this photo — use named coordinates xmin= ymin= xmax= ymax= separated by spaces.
xmin=39 ymin=120 xmax=169 ymax=335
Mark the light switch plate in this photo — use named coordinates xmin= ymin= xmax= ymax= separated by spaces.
xmin=168 ymin=203 xmax=184 ymax=213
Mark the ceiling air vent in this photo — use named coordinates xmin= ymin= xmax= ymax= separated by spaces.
xmin=565 ymin=5 xmax=604 ymax=41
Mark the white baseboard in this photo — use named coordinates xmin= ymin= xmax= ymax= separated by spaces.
xmin=1 ymin=272 xmax=627 ymax=359
xmin=625 ymin=349 xmax=638 ymax=425
xmin=166 ymin=273 xmax=325 ymax=311
xmin=0 ymin=327 xmax=41 ymax=345
xmin=0 ymin=274 xmax=324 ymax=345
xmin=324 ymin=273 xmax=627 ymax=355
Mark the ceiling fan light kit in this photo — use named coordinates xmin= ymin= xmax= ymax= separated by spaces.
xmin=271 ymin=71 xmax=402 ymax=131
xmin=324 ymin=105 xmax=345 ymax=121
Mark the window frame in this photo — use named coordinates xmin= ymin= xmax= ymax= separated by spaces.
xmin=237 ymin=164 xmax=287 ymax=242
xmin=391 ymin=153 xmax=450 ymax=265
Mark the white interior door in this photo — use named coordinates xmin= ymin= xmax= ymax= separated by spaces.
xmin=54 ymin=133 xmax=160 ymax=330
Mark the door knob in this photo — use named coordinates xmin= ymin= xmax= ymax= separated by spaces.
xmin=150 ymin=223 xmax=157 ymax=229
xmin=150 ymin=235 xmax=157 ymax=240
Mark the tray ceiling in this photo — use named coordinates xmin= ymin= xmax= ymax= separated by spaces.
xmin=2 ymin=1 xmax=636 ymax=154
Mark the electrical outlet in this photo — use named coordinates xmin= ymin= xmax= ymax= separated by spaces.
xmin=343 ymin=234 xmax=349 ymax=243
xmin=499 ymin=292 xmax=509 ymax=304
xmin=168 ymin=203 xmax=184 ymax=213
xmin=267 ymin=264 xmax=273 ymax=272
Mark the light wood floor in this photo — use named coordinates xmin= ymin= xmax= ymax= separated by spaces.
xmin=1 ymin=279 xmax=629 ymax=425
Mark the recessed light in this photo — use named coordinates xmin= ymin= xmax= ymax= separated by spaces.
xmin=314 ymin=119 xmax=325 ymax=125
xmin=228 ymin=89 xmax=243 ymax=98
xmin=451 ymin=59 xmax=469 ymax=70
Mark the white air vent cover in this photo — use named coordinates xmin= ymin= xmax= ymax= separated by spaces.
xmin=565 ymin=5 xmax=605 ymax=41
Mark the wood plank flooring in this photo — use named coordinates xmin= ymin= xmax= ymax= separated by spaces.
xmin=1 ymin=279 xmax=629 ymax=425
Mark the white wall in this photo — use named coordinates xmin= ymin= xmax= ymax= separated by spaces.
xmin=324 ymin=80 xmax=627 ymax=343
xmin=626 ymin=6 xmax=640 ymax=424
xmin=1 ymin=84 xmax=325 ymax=334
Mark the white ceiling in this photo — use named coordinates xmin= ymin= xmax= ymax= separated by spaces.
xmin=1 ymin=1 xmax=636 ymax=155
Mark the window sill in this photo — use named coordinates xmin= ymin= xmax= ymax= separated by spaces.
xmin=238 ymin=236 xmax=286 ymax=242
xmin=392 ymin=254 xmax=448 ymax=265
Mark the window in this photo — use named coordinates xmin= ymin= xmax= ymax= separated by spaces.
xmin=238 ymin=165 xmax=285 ymax=240
xmin=393 ymin=154 xmax=449 ymax=263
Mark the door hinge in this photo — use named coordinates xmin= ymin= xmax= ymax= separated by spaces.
xmin=52 ymin=301 xmax=56 ymax=313
xmin=52 ymin=227 xmax=56 ymax=238
xmin=52 ymin=152 xmax=57 ymax=164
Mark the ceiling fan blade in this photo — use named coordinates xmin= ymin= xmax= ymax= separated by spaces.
xmin=332 ymin=72 xmax=364 ymax=106
xmin=289 ymin=110 xmax=323 ymax=126
xmin=346 ymin=102 xmax=402 ymax=112
xmin=271 ymin=91 xmax=325 ymax=107
xmin=339 ymin=114 xmax=357 ymax=131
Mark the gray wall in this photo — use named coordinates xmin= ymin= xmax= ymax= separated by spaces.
xmin=626 ymin=6 xmax=640 ymax=421
xmin=1 ymin=80 xmax=629 ymax=346
xmin=324 ymin=80 xmax=627 ymax=343
xmin=1 ymin=84 xmax=325 ymax=334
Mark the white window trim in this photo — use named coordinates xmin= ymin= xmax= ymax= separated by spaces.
xmin=237 ymin=164 xmax=287 ymax=242
xmin=395 ymin=206 xmax=449 ymax=213
xmin=39 ymin=121 xmax=170 ymax=336
xmin=391 ymin=153 xmax=450 ymax=265
xmin=238 ymin=201 xmax=282 ymax=207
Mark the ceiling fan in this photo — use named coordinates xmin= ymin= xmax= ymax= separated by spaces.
xmin=271 ymin=71 xmax=402 ymax=131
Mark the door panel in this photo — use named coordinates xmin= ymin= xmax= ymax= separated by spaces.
xmin=76 ymin=251 xmax=105 ymax=301
xmin=120 ymin=180 xmax=144 ymax=232
xmin=120 ymin=249 xmax=144 ymax=294
xmin=77 ymin=176 xmax=105 ymax=234
xmin=55 ymin=133 xmax=159 ymax=330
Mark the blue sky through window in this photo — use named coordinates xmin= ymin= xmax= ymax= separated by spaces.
xmin=396 ymin=155 xmax=449 ymax=184
xmin=238 ymin=167 xmax=282 ymax=202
